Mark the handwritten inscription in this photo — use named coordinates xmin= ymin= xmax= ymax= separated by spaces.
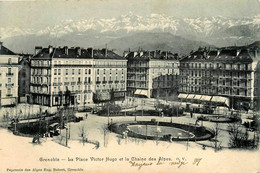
xmin=129 ymin=161 xmax=153 ymax=170
xmin=129 ymin=157 xmax=202 ymax=170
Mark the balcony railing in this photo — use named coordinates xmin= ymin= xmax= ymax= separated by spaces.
xmin=96 ymin=81 xmax=101 ymax=84
xmin=77 ymin=81 xmax=82 ymax=85
xmin=71 ymin=82 xmax=76 ymax=85
xmin=6 ymin=94 xmax=13 ymax=97
xmin=6 ymin=83 xmax=14 ymax=87
xmin=84 ymin=81 xmax=92 ymax=85
xmin=6 ymin=73 xmax=13 ymax=77
xmin=84 ymin=90 xmax=92 ymax=93
xmin=64 ymin=82 xmax=70 ymax=85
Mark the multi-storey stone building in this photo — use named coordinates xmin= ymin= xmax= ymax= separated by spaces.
xmin=93 ymin=49 xmax=127 ymax=102
xmin=125 ymin=50 xmax=179 ymax=98
xmin=30 ymin=46 xmax=127 ymax=107
xmin=0 ymin=42 xmax=20 ymax=106
xmin=179 ymin=47 xmax=260 ymax=110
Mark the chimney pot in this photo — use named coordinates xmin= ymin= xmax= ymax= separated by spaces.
xmin=87 ymin=48 xmax=93 ymax=58
xmin=64 ymin=46 xmax=68 ymax=55
xmin=48 ymin=45 xmax=53 ymax=54
xmin=76 ymin=47 xmax=81 ymax=56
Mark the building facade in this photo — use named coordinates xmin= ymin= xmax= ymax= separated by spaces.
xmin=125 ymin=50 xmax=179 ymax=98
xmin=30 ymin=46 xmax=127 ymax=107
xmin=0 ymin=42 xmax=20 ymax=106
xmin=93 ymin=49 xmax=127 ymax=103
xmin=18 ymin=54 xmax=31 ymax=103
xmin=179 ymin=47 xmax=260 ymax=110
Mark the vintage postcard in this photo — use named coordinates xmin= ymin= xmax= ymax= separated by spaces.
xmin=0 ymin=0 xmax=259 ymax=173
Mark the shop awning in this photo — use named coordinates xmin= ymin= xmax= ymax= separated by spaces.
xmin=134 ymin=89 xmax=149 ymax=97
xmin=193 ymin=94 xmax=203 ymax=100
xmin=187 ymin=94 xmax=195 ymax=99
xmin=211 ymin=96 xmax=230 ymax=107
xmin=200 ymin=95 xmax=212 ymax=102
xmin=178 ymin=93 xmax=188 ymax=99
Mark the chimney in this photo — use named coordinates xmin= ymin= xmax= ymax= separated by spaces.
xmin=134 ymin=51 xmax=138 ymax=57
xmin=0 ymin=41 xmax=2 ymax=50
xmin=87 ymin=48 xmax=93 ymax=58
xmin=35 ymin=46 xmax=42 ymax=55
xmin=105 ymin=48 xmax=107 ymax=57
xmin=236 ymin=49 xmax=241 ymax=56
xmin=123 ymin=51 xmax=129 ymax=57
xmin=76 ymin=47 xmax=81 ymax=56
xmin=153 ymin=51 xmax=156 ymax=58
xmin=217 ymin=49 xmax=221 ymax=56
xmin=166 ymin=51 xmax=168 ymax=59
xmin=48 ymin=45 xmax=53 ymax=54
xmin=140 ymin=52 xmax=143 ymax=57
xmin=64 ymin=46 xmax=68 ymax=55
xmin=105 ymin=44 xmax=108 ymax=57
xmin=255 ymin=49 xmax=258 ymax=58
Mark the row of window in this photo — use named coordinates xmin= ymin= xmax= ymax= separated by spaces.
xmin=53 ymin=68 xmax=127 ymax=75
xmin=181 ymin=78 xmax=250 ymax=87
xmin=54 ymin=77 xmax=91 ymax=83
xmin=31 ymin=60 xmax=50 ymax=66
xmin=54 ymin=68 xmax=91 ymax=75
xmin=31 ymin=68 xmax=50 ymax=75
xmin=180 ymin=70 xmax=250 ymax=78
xmin=180 ymin=62 xmax=250 ymax=70
xmin=97 ymin=68 xmax=126 ymax=75
xmin=180 ymin=87 xmax=250 ymax=96
xmin=53 ymin=60 xmax=93 ymax=65
xmin=95 ymin=61 xmax=127 ymax=66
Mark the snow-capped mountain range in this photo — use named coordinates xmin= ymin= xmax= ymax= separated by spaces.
xmin=1 ymin=12 xmax=259 ymax=39
xmin=1 ymin=12 xmax=259 ymax=54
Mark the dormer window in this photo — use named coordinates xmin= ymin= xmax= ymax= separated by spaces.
xmin=8 ymin=58 xmax=12 ymax=64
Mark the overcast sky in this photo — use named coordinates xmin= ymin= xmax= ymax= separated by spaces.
xmin=0 ymin=0 xmax=260 ymax=30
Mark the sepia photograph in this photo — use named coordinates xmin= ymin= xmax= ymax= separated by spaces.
xmin=0 ymin=0 xmax=259 ymax=172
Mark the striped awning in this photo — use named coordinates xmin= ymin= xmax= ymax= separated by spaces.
xmin=178 ymin=93 xmax=188 ymax=99
xmin=187 ymin=94 xmax=195 ymax=99
xmin=211 ymin=96 xmax=230 ymax=107
xmin=200 ymin=95 xmax=212 ymax=102
xmin=193 ymin=94 xmax=203 ymax=100
xmin=134 ymin=89 xmax=149 ymax=97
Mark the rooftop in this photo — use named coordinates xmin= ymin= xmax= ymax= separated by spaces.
xmin=33 ymin=46 xmax=125 ymax=60
xmin=0 ymin=43 xmax=16 ymax=55
xmin=181 ymin=47 xmax=258 ymax=63
xmin=125 ymin=50 xmax=179 ymax=61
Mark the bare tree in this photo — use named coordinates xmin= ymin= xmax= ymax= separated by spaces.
xmin=99 ymin=124 xmax=109 ymax=147
xmin=78 ymin=124 xmax=88 ymax=146
xmin=210 ymin=122 xmax=222 ymax=152
xmin=228 ymin=123 xmax=252 ymax=148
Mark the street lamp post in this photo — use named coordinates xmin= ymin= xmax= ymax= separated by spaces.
xmin=141 ymin=99 xmax=144 ymax=117
xmin=107 ymin=105 xmax=110 ymax=126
